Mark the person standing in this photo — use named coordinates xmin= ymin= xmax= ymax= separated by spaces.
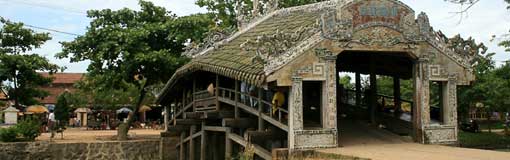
xmin=48 ymin=110 xmax=56 ymax=139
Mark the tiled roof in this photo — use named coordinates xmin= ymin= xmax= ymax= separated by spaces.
xmin=38 ymin=86 xmax=76 ymax=104
xmin=39 ymin=72 xmax=84 ymax=84
xmin=159 ymin=3 xmax=327 ymax=102
xmin=37 ymin=72 xmax=83 ymax=104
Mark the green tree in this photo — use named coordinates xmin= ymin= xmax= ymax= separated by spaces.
xmin=339 ymin=75 xmax=354 ymax=90
xmin=57 ymin=1 xmax=213 ymax=140
xmin=196 ymin=0 xmax=327 ymax=28
xmin=491 ymin=63 xmax=510 ymax=135
xmin=54 ymin=91 xmax=72 ymax=127
xmin=0 ymin=17 xmax=60 ymax=108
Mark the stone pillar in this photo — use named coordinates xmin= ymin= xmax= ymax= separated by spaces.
xmin=324 ymin=55 xmax=337 ymax=129
xmin=445 ymin=74 xmax=458 ymax=126
xmin=3 ymin=107 xmax=19 ymax=124
xmin=412 ymin=56 xmax=430 ymax=143
xmin=288 ymin=77 xmax=303 ymax=150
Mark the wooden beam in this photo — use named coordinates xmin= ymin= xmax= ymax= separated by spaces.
xmin=228 ymin=133 xmax=272 ymax=160
xmin=234 ymin=80 xmax=239 ymax=118
xmin=215 ymin=74 xmax=220 ymax=110
xmin=206 ymin=110 xmax=234 ymax=119
xmin=184 ymin=110 xmax=234 ymax=120
xmin=218 ymin=97 xmax=289 ymax=132
xmin=175 ymin=119 xmax=203 ymax=125
xmin=172 ymin=103 xmax=193 ymax=122
xmin=355 ymin=72 xmax=362 ymax=107
xmin=393 ymin=77 xmax=401 ymax=117
xmin=203 ymin=126 xmax=228 ymax=132
xmin=176 ymin=130 xmax=203 ymax=148
xmin=189 ymin=125 xmax=196 ymax=160
xmin=245 ymin=130 xmax=286 ymax=143
xmin=200 ymin=122 xmax=207 ymax=160
xmin=222 ymin=118 xmax=257 ymax=128
xmin=164 ymin=105 xmax=169 ymax=132
xmin=193 ymin=76 xmax=196 ymax=112
xmin=369 ymin=56 xmax=377 ymax=124
xmin=225 ymin=128 xmax=233 ymax=160
xmin=167 ymin=125 xmax=190 ymax=133
xmin=184 ymin=112 xmax=203 ymax=119
xmin=258 ymin=88 xmax=264 ymax=131
xmin=179 ymin=131 xmax=185 ymax=160
xmin=160 ymin=130 xmax=180 ymax=137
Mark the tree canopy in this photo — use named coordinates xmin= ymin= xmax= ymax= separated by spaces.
xmin=57 ymin=0 xmax=215 ymax=139
xmin=0 ymin=17 xmax=60 ymax=107
xmin=196 ymin=0 xmax=327 ymax=28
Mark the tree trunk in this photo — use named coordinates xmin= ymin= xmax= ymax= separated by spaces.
xmin=117 ymin=83 xmax=148 ymax=141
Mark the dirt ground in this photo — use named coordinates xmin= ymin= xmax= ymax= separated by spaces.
xmin=318 ymin=120 xmax=510 ymax=160
xmin=36 ymin=128 xmax=163 ymax=143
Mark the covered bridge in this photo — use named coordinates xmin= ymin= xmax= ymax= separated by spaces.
xmin=157 ymin=0 xmax=484 ymax=159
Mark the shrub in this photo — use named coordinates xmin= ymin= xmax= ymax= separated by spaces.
xmin=0 ymin=127 xmax=18 ymax=142
xmin=15 ymin=118 xmax=41 ymax=141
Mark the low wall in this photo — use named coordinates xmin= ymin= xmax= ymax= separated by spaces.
xmin=0 ymin=137 xmax=179 ymax=160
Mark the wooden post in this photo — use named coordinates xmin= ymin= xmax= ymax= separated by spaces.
xmin=193 ymin=76 xmax=196 ymax=111
xmin=258 ymin=88 xmax=264 ymax=131
xmin=164 ymin=105 xmax=169 ymax=131
xmin=179 ymin=132 xmax=185 ymax=160
xmin=182 ymin=90 xmax=186 ymax=113
xmin=225 ymin=128 xmax=233 ymax=160
xmin=216 ymin=74 xmax=220 ymax=111
xmin=393 ymin=77 xmax=401 ymax=117
xmin=212 ymin=133 xmax=219 ymax=160
xmin=355 ymin=72 xmax=362 ymax=107
xmin=369 ymin=56 xmax=377 ymax=124
xmin=189 ymin=125 xmax=196 ymax=160
xmin=200 ymin=122 xmax=207 ymax=160
xmin=173 ymin=103 xmax=177 ymax=126
xmin=235 ymin=80 xmax=240 ymax=118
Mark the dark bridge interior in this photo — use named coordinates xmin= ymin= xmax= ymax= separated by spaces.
xmin=337 ymin=51 xmax=416 ymax=79
xmin=336 ymin=51 xmax=417 ymax=137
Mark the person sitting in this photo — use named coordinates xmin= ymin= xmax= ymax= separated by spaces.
xmin=272 ymin=88 xmax=285 ymax=116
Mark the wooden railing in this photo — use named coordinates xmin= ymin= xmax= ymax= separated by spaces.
xmin=342 ymin=89 xmax=413 ymax=111
xmin=218 ymin=87 xmax=289 ymax=126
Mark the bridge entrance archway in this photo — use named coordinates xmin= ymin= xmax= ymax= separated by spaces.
xmin=336 ymin=50 xmax=417 ymax=139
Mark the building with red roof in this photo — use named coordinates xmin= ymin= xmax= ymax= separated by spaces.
xmin=38 ymin=73 xmax=84 ymax=106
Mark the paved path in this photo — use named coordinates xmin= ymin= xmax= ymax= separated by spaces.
xmin=318 ymin=120 xmax=510 ymax=160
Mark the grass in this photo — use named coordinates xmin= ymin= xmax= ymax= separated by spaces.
xmin=479 ymin=121 xmax=506 ymax=130
xmin=459 ymin=131 xmax=510 ymax=149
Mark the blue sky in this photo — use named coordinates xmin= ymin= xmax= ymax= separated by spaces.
xmin=0 ymin=0 xmax=509 ymax=73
